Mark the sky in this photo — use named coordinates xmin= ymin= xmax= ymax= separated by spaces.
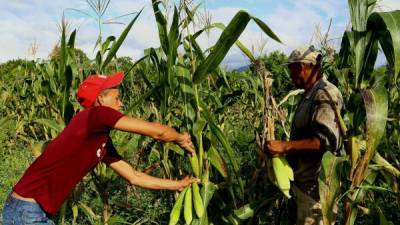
xmin=1 ymin=0 xmax=400 ymax=68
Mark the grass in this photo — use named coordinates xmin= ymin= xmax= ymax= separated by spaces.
xmin=0 ymin=144 xmax=33 ymax=218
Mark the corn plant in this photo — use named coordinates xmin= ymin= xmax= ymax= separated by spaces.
xmin=129 ymin=1 xmax=283 ymax=224
xmin=317 ymin=0 xmax=400 ymax=224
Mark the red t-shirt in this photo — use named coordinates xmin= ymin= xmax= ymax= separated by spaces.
xmin=13 ymin=106 xmax=124 ymax=215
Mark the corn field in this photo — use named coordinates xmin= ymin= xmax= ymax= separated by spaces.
xmin=0 ymin=0 xmax=399 ymax=224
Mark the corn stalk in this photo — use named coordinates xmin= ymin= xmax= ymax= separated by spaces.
xmin=146 ymin=1 xmax=282 ymax=224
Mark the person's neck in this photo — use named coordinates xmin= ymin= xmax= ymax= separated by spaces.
xmin=303 ymin=73 xmax=321 ymax=93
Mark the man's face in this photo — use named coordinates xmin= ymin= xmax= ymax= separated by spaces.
xmin=97 ymin=88 xmax=123 ymax=111
xmin=288 ymin=62 xmax=305 ymax=88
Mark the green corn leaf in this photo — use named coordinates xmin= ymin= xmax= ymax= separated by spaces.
xmin=338 ymin=31 xmax=354 ymax=69
xmin=200 ymin=182 xmax=217 ymax=209
xmin=362 ymin=86 xmax=388 ymax=161
xmin=100 ymin=36 xmax=116 ymax=56
xmin=167 ymin=6 xmax=179 ymax=68
xmin=319 ymin=151 xmax=347 ymax=225
xmin=186 ymin=35 xmax=206 ymax=62
xmin=348 ymin=0 xmax=371 ymax=32
xmin=199 ymin=100 xmax=244 ymax=194
xmin=61 ymin=65 xmax=73 ymax=124
xmin=233 ymin=202 xmax=260 ymax=220
xmin=67 ymin=29 xmax=76 ymax=48
xmin=126 ymin=55 xmax=148 ymax=75
xmin=59 ymin=21 xmax=67 ymax=79
xmin=101 ymin=9 xmax=142 ymax=71
xmin=372 ymin=152 xmax=400 ymax=177
xmin=212 ymin=23 xmax=256 ymax=62
xmin=36 ymin=118 xmax=65 ymax=133
xmin=192 ymin=10 xmax=251 ymax=84
xmin=352 ymin=86 xmax=388 ymax=189
xmin=182 ymin=3 xmax=201 ymax=29
xmin=368 ymin=10 xmax=400 ymax=83
xmin=207 ymin=146 xmax=228 ymax=178
xmin=152 ymin=0 xmax=169 ymax=55
xmin=251 ymin=16 xmax=282 ymax=43
xmin=353 ymin=30 xmax=370 ymax=88
xmin=193 ymin=10 xmax=281 ymax=84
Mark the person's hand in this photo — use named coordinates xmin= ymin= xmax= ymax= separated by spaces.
xmin=176 ymin=132 xmax=196 ymax=156
xmin=266 ymin=140 xmax=289 ymax=156
xmin=176 ymin=176 xmax=200 ymax=191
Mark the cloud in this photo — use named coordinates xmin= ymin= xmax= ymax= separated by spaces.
xmin=377 ymin=0 xmax=400 ymax=11
xmin=1 ymin=0 xmax=399 ymax=68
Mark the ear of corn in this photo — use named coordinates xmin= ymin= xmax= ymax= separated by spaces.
xmin=271 ymin=156 xmax=293 ymax=198
xmin=189 ymin=154 xmax=200 ymax=177
xmin=184 ymin=186 xmax=193 ymax=224
xmin=280 ymin=156 xmax=294 ymax=181
xmin=192 ymin=183 xmax=204 ymax=218
xmin=169 ymin=188 xmax=188 ymax=225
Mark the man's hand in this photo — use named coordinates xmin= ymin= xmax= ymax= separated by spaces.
xmin=176 ymin=133 xmax=196 ymax=156
xmin=266 ymin=140 xmax=289 ymax=155
xmin=176 ymin=176 xmax=200 ymax=191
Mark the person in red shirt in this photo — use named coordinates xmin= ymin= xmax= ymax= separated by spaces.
xmin=2 ymin=71 xmax=198 ymax=225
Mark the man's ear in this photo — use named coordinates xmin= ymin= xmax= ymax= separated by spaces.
xmin=96 ymin=95 xmax=103 ymax=106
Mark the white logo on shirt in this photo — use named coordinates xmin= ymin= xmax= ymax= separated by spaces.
xmin=96 ymin=149 xmax=102 ymax=157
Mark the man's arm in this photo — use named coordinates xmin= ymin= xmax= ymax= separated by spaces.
xmin=266 ymin=137 xmax=321 ymax=155
xmin=113 ymin=116 xmax=195 ymax=155
xmin=109 ymin=160 xmax=198 ymax=190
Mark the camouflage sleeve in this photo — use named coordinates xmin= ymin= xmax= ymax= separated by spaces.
xmin=310 ymin=86 xmax=343 ymax=154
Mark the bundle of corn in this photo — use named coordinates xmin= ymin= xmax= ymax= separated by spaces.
xmin=256 ymin=60 xmax=294 ymax=198
xmin=168 ymin=153 xmax=205 ymax=225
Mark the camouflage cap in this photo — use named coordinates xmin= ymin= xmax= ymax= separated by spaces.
xmin=287 ymin=45 xmax=321 ymax=65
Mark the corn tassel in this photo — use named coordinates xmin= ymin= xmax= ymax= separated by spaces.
xmin=184 ymin=186 xmax=193 ymax=224
xmin=192 ymin=183 xmax=204 ymax=217
xmin=169 ymin=188 xmax=188 ymax=225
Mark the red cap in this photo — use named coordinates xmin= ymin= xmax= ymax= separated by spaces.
xmin=76 ymin=71 xmax=125 ymax=108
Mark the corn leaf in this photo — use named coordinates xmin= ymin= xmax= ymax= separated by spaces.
xmin=373 ymin=152 xmax=400 ymax=177
xmin=233 ymin=202 xmax=260 ymax=220
xmin=199 ymin=100 xmax=244 ymax=194
xmin=193 ymin=10 xmax=281 ymax=84
xmin=368 ymin=10 xmax=400 ymax=83
xmin=67 ymin=29 xmax=76 ymax=48
xmin=212 ymin=23 xmax=256 ymax=62
xmin=192 ymin=10 xmax=251 ymax=84
xmin=319 ymin=151 xmax=347 ymax=225
xmin=362 ymin=86 xmax=388 ymax=160
xmin=348 ymin=0 xmax=370 ymax=32
xmin=200 ymin=182 xmax=217 ymax=209
xmin=61 ymin=65 xmax=73 ymax=124
xmin=59 ymin=21 xmax=67 ymax=79
xmin=101 ymin=9 xmax=142 ymax=71
xmin=166 ymin=6 xmax=180 ymax=89
xmin=207 ymin=146 xmax=229 ymax=178
xmin=151 ymin=0 xmax=169 ymax=55
xmin=352 ymin=86 xmax=388 ymax=188
xmin=36 ymin=118 xmax=64 ymax=133
xmin=251 ymin=16 xmax=282 ymax=43
xmin=100 ymin=36 xmax=116 ymax=56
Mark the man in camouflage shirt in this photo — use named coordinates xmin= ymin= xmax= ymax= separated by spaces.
xmin=266 ymin=46 xmax=343 ymax=225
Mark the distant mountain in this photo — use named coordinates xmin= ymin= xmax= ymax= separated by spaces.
xmin=234 ymin=64 xmax=250 ymax=72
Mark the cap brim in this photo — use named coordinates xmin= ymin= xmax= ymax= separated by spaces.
xmin=280 ymin=60 xmax=297 ymax=66
xmin=102 ymin=71 xmax=125 ymax=89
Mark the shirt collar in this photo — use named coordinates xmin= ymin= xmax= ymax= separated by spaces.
xmin=304 ymin=76 xmax=326 ymax=100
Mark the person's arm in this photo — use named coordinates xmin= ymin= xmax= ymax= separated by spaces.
xmin=266 ymin=137 xmax=321 ymax=155
xmin=114 ymin=116 xmax=195 ymax=155
xmin=109 ymin=160 xmax=198 ymax=190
